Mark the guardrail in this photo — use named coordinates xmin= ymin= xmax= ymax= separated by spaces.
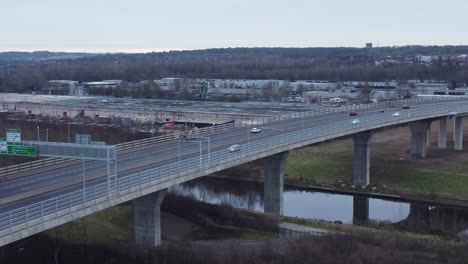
xmin=0 ymin=96 xmax=462 ymax=179
xmin=276 ymin=227 xmax=327 ymax=238
xmin=0 ymin=158 xmax=70 ymax=180
xmin=0 ymin=99 xmax=467 ymax=245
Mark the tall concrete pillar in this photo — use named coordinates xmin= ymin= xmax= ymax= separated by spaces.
xmin=409 ymin=121 xmax=430 ymax=158
xmin=453 ymin=118 xmax=456 ymax=142
xmin=404 ymin=204 xmax=430 ymax=232
xmin=134 ymin=189 xmax=166 ymax=247
xmin=352 ymin=131 xmax=373 ymax=187
xmin=454 ymin=116 xmax=464 ymax=150
xmin=353 ymin=196 xmax=369 ymax=224
xmin=426 ymin=125 xmax=432 ymax=147
xmin=263 ymin=151 xmax=288 ymax=215
xmin=438 ymin=118 xmax=447 ymax=149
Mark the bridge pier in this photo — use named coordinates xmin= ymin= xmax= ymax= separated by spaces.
xmin=263 ymin=151 xmax=288 ymax=215
xmin=438 ymin=118 xmax=447 ymax=149
xmin=404 ymin=204 xmax=430 ymax=231
xmin=352 ymin=131 xmax=373 ymax=187
xmin=454 ymin=116 xmax=464 ymax=150
xmin=409 ymin=121 xmax=430 ymax=158
xmin=426 ymin=125 xmax=432 ymax=147
xmin=353 ymin=196 xmax=369 ymax=224
xmin=134 ymin=189 xmax=166 ymax=247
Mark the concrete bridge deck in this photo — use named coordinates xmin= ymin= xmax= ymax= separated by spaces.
xmin=1 ymin=98 xmax=467 ymax=246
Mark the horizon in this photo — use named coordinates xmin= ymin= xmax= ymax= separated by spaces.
xmin=2 ymin=44 xmax=468 ymax=54
xmin=3 ymin=0 xmax=467 ymax=52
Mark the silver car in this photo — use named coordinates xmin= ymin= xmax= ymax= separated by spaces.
xmin=228 ymin=144 xmax=241 ymax=152
xmin=250 ymin=127 xmax=262 ymax=133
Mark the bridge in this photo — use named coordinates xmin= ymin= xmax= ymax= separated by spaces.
xmin=0 ymin=97 xmax=467 ymax=247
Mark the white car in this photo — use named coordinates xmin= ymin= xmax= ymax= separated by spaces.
xmin=228 ymin=144 xmax=241 ymax=152
xmin=250 ymin=127 xmax=262 ymax=133
xmin=392 ymin=112 xmax=401 ymax=117
xmin=351 ymin=119 xmax=360 ymax=124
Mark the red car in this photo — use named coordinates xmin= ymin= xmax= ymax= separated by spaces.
xmin=402 ymin=105 xmax=410 ymax=109
xmin=349 ymin=111 xmax=357 ymax=116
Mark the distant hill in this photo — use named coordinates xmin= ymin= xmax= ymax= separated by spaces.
xmin=2 ymin=46 xmax=468 ymax=62
xmin=0 ymin=51 xmax=98 ymax=61
xmin=75 ymin=46 xmax=468 ymax=62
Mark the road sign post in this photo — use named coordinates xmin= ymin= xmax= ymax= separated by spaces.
xmin=6 ymin=129 xmax=21 ymax=143
xmin=1 ymin=129 xmax=37 ymax=157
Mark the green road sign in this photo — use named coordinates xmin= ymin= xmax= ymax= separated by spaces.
xmin=6 ymin=128 xmax=21 ymax=143
xmin=6 ymin=129 xmax=20 ymax=133
xmin=7 ymin=145 xmax=37 ymax=157
xmin=0 ymin=137 xmax=37 ymax=157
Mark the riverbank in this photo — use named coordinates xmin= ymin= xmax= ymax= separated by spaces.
xmin=42 ymin=192 xmax=465 ymax=247
xmin=212 ymin=121 xmax=468 ymax=206
xmin=4 ymin=193 xmax=466 ymax=264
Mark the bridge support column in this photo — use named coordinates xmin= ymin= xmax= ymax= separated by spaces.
xmin=353 ymin=196 xmax=369 ymax=224
xmin=263 ymin=151 xmax=288 ymax=215
xmin=409 ymin=121 xmax=430 ymax=158
xmin=352 ymin=131 xmax=373 ymax=187
xmin=426 ymin=125 xmax=432 ymax=147
xmin=454 ymin=116 xmax=464 ymax=150
xmin=405 ymin=204 xmax=430 ymax=231
xmin=134 ymin=189 xmax=166 ymax=247
xmin=438 ymin=118 xmax=447 ymax=149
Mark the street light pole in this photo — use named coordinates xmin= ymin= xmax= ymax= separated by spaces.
xmin=81 ymin=154 xmax=86 ymax=208
xmin=36 ymin=126 xmax=40 ymax=142
xmin=247 ymin=129 xmax=250 ymax=152
xmin=68 ymin=123 xmax=71 ymax=143
xmin=46 ymin=129 xmax=49 ymax=142
xmin=207 ymin=137 xmax=210 ymax=165
xmin=194 ymin=136 xmax=211 ymax=166
xmin=178 ymin=139 xmax=181 ymax=175
xmin=198 ymin=141 xmax=202 ymax=169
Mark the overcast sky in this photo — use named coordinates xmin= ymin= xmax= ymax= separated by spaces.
xmin=2 ymin=0 xmax=467 ymax=52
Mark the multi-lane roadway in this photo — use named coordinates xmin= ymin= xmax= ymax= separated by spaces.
xmin=1 ymin=98 xmax=468 ymax=247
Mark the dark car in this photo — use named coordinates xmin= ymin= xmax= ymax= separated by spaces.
xmin=402 ymin=105 xmax=410 ymax=109
xmin=349 ymin=111 xmax=357 ymax=116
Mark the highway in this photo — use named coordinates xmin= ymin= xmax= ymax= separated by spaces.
xmin=1 ymin=98 xmax=468 ymax=247
xmin=0 ymin=99 xmax=463 ymax=213
xmin=0 ymin=106 xmax=358 ymax=210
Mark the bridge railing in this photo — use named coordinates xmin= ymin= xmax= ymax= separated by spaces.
xmin=0 ymin=158 xmax=71 ymax=181
xmin=0 ymin=96 xmax=462 ymax=180
xmin=1 ymin=99 xmax=468 ymax=243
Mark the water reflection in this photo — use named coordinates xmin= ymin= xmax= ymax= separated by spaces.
xmin=170 ymin=177 xmax=468 ymax=236
xmin=170 ymin=178 xmax=410 ymax=223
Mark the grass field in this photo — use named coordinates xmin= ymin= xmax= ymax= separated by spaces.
xmin=45 ymin=204 xmax=133 ymax=246
xmin=284 ymin=120 xmax=468 ymax=199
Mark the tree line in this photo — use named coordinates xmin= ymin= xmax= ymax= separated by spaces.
xmin=1 ymin=47 xmax=468 ymax=94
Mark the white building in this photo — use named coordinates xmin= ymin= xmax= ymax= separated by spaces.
xmin=84 ymin=80 xmax=123 ymax=89
xmin=48 ymin=80 xmax=85 ymax=96
xmin=415 ymin=55 xmax=432 ymax=64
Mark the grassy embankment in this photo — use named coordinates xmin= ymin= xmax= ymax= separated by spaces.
xmin=43 ymin=193 xmax=461 ymax=249
xmin=30 ymin=195 xmax=467 ymax=264
xmin=284 ymin=120 xmax=468 ymax=200
xmin=45 ymin=204 xmax=134 ymax=246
